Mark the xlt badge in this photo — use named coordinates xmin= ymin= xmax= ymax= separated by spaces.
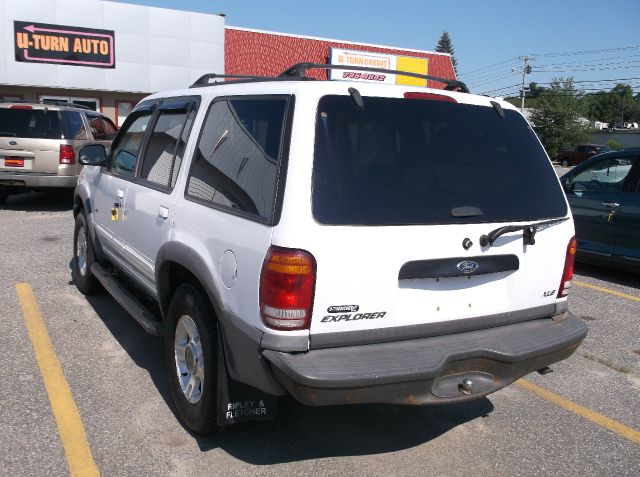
xmin=327 ymin=305 xmax=359 ymax=313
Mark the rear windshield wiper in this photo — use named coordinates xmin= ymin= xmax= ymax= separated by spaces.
xmin=480 ymin=217 xmax=570 ymax=247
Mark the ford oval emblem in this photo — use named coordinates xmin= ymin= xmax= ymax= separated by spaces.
xmin=457 ymin=260 xmax=479 ymax=273
xmin=9 ymin=141 xmax=17 ymax=146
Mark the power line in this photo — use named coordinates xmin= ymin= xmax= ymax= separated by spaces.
xmin=534 ymin=64 xmax=640 ymax=73
xmin=464 ymin=46 xmax=640 ymax=73
xmin=459 ymin=60 xmax=521 ymax=79
xmin=479 ymin=83 xmax=521 ymax=95
xmin=530 ymin=45 xmax=640 ymax=58
xmin=533 ymin=53 xmax=640 ymax=68
xmin=461 ymin=46 xmax=640 ymax=92
xmin=467 ymin=72 xmax=521 ymax=88
xmin=531 ymin=77 xmax=640 ymax=85
xmin=458 ymin=56 xmax=519 ymax=76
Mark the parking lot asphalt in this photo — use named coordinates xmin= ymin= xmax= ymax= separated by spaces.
xmin=1 ymin=191 xmax=638 ymax=477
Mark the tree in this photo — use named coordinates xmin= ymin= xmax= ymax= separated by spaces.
xmin=435 ymin=31 xmax=458 ymax=75
xmin=583 ymin=83 xmax=639 ymax=125
xmin=526 ymin=82 xmax=547 ymax=99
xmin=505 ymin=82 xmax=549 ymax=109
xmin=530 ymin=77 xmax=591 ymax=158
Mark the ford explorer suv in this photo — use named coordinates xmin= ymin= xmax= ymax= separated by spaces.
xmin=0 ymin=101 xmax=117 ymax=203
xmin=72 ymin=63 xmax=587 ymax=434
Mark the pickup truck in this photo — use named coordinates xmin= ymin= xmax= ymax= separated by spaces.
xmin=556 ymin=144 xmax=611 ymax=167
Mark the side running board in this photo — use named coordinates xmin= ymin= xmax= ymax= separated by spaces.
xmin=90 ymin=263 xmax=165 ymax=336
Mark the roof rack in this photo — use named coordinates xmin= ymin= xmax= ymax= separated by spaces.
xmin=279 ymin=62 xmax=469 ymax=93
xmin=188 ymin=63 xmax=469 ymax=93
xmin=191 ymin=73 xmax=275 ymax=88
xmin=0 ymin=99 xmax=93 ymax=110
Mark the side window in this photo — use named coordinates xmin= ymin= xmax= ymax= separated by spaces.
xmin=186 ymin=97 xmax=288 ymax=221
xmin=102 ymin=117 xmax=118 ymax=140
xmin=86 ymin=113 xmax=107 ymax=140
xmin=139 ymin=105 xmax=196 ymax=189
xmin=108 ymin=112 xmax=152 ymax=176
xmin=63 ymin=111 xmax=87 ymax=140
xmin=572 ymin=157 xmax=636 ymax=192
xmin=576 ymin=145 xmax=587 ymax=153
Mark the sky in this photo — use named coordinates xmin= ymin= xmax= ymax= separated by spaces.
xmin=113 ymin=0 xmax=640 ymax=98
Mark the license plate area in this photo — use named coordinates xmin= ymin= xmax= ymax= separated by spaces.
xmin=3 ymin=156 xmax=25 ymax=167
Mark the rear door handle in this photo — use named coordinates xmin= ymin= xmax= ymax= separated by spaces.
xmin=116 ymin=188 xmax=125 ymax=199
xmin=158 ymin=206 xmax=169 ymax=219
xmin=600 ymin=202 xmax=620 ymax=208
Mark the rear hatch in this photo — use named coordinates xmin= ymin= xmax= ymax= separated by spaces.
xmin=297 ymin=92 xmax=572 ymax=347
xmin=0 ymin=107 xmax=65 ymax=174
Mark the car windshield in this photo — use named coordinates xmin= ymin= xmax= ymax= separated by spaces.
xmin=312 ymin=95 xmax=568 ymax=225
xmin=0 ymin=108 xmax=64 ymax=139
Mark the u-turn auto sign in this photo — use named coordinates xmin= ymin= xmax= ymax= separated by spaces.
xmin=14 ymin=21 xmax=115 ymax=69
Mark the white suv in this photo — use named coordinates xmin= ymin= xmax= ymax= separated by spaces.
xmin=72 ymin=64 xmax=587 ymax=434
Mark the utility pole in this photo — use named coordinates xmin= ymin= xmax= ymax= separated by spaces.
xmin=520 ymin=56 xmax=531 ymax=113
xmin=512 ymin=56 xmax=532 ymax=113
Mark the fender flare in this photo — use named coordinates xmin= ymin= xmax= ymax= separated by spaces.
xmin=155 ymin=242 xmax=285 ymax=395
xmin=155 ymin=241 xmax=224 ymax=320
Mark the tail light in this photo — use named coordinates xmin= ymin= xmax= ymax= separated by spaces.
xmin=404 ymin=92 xmax=457 ymax=103
xmin=59 ymin=144 xmax=76 ymax=164
xmin=259 ymin=246 xmax=316 ymax=330
xmin=9 ymin=105 xmax=32 ymax=109
xmin=557 ymin=237 xmax=577 ymax=298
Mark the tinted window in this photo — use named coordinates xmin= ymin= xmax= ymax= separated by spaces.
xmin=0 ymin=108 xmax=63 ymax=139
xmin=86 ymin=114 xmax=108 ymax=140
xmin=62 ymin=111 xmax=87 ymax=140
xmin=571 ymin=157 xmax=637 ymax=192
xmin=109 ymin=113 xmax=152 ymax=176
xmin=313 ymin=96 xmax=567 ymax=225
xmin=186 ymin=98 xmax=288 ymax=220
xmin=102 ymin=117 xmax=118 ymax=139
xmin=139 ymin=107 xmax=195 ymax=188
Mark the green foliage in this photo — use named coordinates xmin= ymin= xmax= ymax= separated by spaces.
xmin=530 ymin=77 xmax=591 ymax=158
xmin=583 ymin=83 xmax=640 ymax=124
xmin=606 ymin=140 xmax=623 ymax=150
xmin=507 ymin=82 xmax=639 ymax=125
xmin=504 ymin=82 xmax=548 ymax=109
xmin=435 ymin=31 xmax=458 ymax=75
xmin=526 ymin=82 xmax=548 ymax=99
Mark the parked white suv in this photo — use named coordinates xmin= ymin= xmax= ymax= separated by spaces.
xmin=72 ymin=64 xmax=587 ymax=434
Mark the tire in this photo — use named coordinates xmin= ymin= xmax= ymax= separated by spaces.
xmin=561 ymin=159 xmax=570 ymax=168
xmin=165 ymin=283 xmax=220 ymax=435
xmin=72 ymin=212 xmax=100 ymax=294
xmin=0 ymin=191 xmax=7 ymax=205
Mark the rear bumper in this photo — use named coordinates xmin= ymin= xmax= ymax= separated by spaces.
xmin=262 ymin=313 xmax=587 ymax=406
xmin=0 ymin=172 xmax=78 ymax=189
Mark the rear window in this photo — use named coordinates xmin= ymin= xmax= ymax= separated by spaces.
xmin=0 ymin=108 xmax=64 ymax=139
xmin=312 ymin=95 xmax=567 ymax=225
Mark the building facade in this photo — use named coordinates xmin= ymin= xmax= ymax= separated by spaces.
xmin=226 ymin=27 xmax=455 ymax=87
xmin=0 ymin=0 xmax=225 ymax=125
xmin=1 ymin=1 xmax=454 ymax=124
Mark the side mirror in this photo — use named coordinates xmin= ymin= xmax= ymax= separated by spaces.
xmin=79 ymin=144 xmax=107 ymax=166
xmin=561 ymin=177 xmax=572 ymax=193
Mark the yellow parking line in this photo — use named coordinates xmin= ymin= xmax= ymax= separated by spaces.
xmin=574 ymin=280 xmax=640 ymax=302
xmin=515 ymin=379 xmax=640 ymax=445
xmin=16 ymin=283 xmax=99 ymax=477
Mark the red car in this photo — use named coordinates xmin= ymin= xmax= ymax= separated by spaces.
xmin=556 ymin=144 xmax=612 ymax=167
